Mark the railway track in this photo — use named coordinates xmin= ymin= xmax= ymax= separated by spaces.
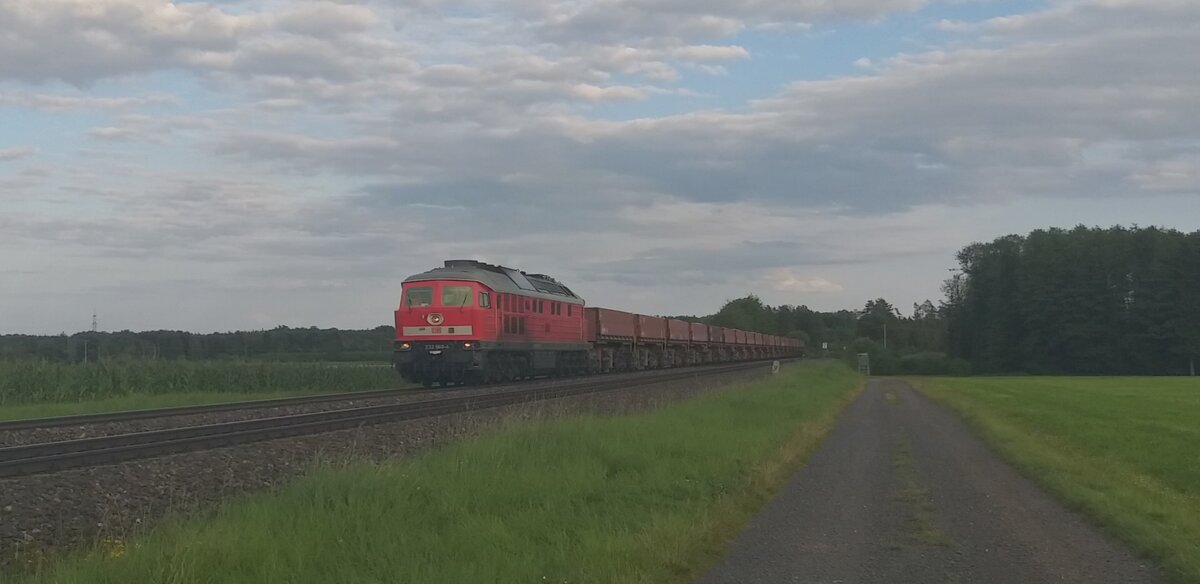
xmin=0 ymin=360 xmax=780 ymax=479
xmin=0 ymin=385 xmax=428 ymax=432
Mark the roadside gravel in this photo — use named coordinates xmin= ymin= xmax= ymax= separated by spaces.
xmin=0 ymin=365 xmax=771 ymax=569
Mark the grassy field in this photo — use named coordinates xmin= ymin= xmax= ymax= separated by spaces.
xmin=0 ymin=360 xmax=401 ymax=420
xmin=916 ymin=376 xmax=1200 ymax=584
xmin=14 ymin=360 xmax=861 ymax=584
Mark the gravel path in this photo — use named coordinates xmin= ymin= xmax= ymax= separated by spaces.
xmin=696 ymin=378 xmax=1163 ymax=584
xmin=1 ymin=366 xmax=770 ymax=569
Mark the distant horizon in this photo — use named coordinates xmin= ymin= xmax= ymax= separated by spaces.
xmin=8 ymin=221 xmax=1200 ymax=336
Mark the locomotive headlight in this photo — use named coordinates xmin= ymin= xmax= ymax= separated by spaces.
xmin=399 ymin=342 xmax=411 ymax=350
xmin=463 ymin=342 xmax=473 ymax=349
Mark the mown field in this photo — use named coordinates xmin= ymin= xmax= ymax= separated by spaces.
xmin=916 ymin=376 xmax=1200 ymax=584
xmin=13 ymin=360 xmax=861 ymax=584
xmin=0 ymin=360 xmax=401 ymax=421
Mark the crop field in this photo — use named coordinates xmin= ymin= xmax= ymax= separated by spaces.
xmin=0 ymin=360 xmax=400 ymax=421
xmin=14 ymin=361 xmax=861 ymax=584
xmin=915 ymin=376 xmax=1200 ymax=584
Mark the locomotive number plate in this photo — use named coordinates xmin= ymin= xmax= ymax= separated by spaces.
xmin=426 ymin=344 xmax=450 ymax=351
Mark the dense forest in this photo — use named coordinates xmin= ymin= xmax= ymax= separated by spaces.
xmin=943 ymin=225 xmax=1200 ymax=375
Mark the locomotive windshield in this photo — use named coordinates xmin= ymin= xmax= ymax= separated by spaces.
xmin=442 ymin=285 xmax=472 ymax=307
xmin=405 ymin=286 xmax=433 ymax=307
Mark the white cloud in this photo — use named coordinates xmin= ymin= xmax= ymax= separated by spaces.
xmin=515 ymin=0 xmax=929 ymax=44
xmin=272 ymin=2 xmax=381 ymax=37
xmin=0 ymin=0 xmax=254 ymax=84
xmin=765 ymin=270 xmax=845 ymax=293
xmin=1132 ymin=156 xmax=1200 ymax=192
xmin=0 ymin=93 xmax=178 ymax=111
xmin=669 ymin=45 xmax=751 ymax=62
xmin=569 ymin=83 xmax=646 ymax=102
xmin=0 ymin=146 xmax=37 ymax=161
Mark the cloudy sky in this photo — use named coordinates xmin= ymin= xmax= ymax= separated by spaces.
xmin=1 ymin=0 xmax=1197 ymax=334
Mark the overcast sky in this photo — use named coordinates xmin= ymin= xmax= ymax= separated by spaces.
xmin=1 ymin=0 xmax=1197 ymax=334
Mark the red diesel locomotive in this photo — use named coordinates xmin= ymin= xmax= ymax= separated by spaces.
xmin=393 ymin=260 xmax=803 ymax=387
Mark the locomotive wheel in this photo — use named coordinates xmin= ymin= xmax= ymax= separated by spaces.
xmin=499 ymin=355 xmax=515 ymax=382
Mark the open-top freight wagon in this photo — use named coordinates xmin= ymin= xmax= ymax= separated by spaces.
xmin=393 ymin=260 xmax=804 ymax=387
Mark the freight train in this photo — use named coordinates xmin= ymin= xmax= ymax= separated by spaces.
xmin=393 ymin=260 xmax=804 ymax=387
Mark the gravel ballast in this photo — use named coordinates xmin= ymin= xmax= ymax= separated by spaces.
xmin=1 ymin=366 xmax=772 ymax=568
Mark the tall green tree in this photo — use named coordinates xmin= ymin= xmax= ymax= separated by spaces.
xmin=944 ymin=225 xmax=1199 ymax=374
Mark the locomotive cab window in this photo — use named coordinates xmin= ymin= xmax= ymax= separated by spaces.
xmin=479 ymin=292 xmax=491 ymax=308
xmin=442 ymin=286 xmax=472 ymax=307
xmin=404 ymin=286 xmax=433 ymax=307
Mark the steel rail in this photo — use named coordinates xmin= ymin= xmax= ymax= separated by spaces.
xmin=1 ymin=357 xmax=790 ymax=432
xmin=0 ymin=360 xmax=782 ymax=478
xmin=0 ymin=385 xmax=424 ymax=432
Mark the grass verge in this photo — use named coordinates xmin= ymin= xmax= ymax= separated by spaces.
xmin=0 ymin=361 xmax=402 ymax=421
xmin=914 ymin=376 xmax=1200 ymax=584
xmin=0 ymin=390 xmax=369 ymax=423
xmin=891 ymin=432 xmax=952 ymax=548
xmin=15 ymin=360 xmax=861 ymax=584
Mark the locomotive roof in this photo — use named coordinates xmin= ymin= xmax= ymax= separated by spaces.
xmin=403 ymin=259 xmax=586 ymax=304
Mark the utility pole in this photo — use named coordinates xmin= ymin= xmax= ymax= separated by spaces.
xmin=883 ymin=323 xmax=888 ymax=350
xmin=92 ymin=311 xmax=97 ymax=332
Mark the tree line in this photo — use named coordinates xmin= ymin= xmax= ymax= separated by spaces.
xmin=9 ymin=226 xmax=1193 ymax=376
xmin=943 ymin=225 xmax=1200 ymax=375
xmin=0 ymin=326 xmax=397 ymax=363
xmin=669 ymin=294 xmax=959 ymax=374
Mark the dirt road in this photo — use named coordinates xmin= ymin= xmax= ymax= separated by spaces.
xmin=696 ymin=379 xmax=1162 ymax=584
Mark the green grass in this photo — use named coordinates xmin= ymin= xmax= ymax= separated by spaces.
xmin=15 ymin=360 xmax=862 ymax=584
xmin=890 ymin=430 xmax=951 ymax=548
xmin=0 ymin=360 xmax=401 ymax=418
xmin=915 ymin=376 xmax=1200 ymax=584
xmin=0 ymin=390 xmax=378 ymax=423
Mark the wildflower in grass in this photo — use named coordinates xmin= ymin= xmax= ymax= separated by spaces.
xmin=100 ymin=537 xmax=125 ymax=558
